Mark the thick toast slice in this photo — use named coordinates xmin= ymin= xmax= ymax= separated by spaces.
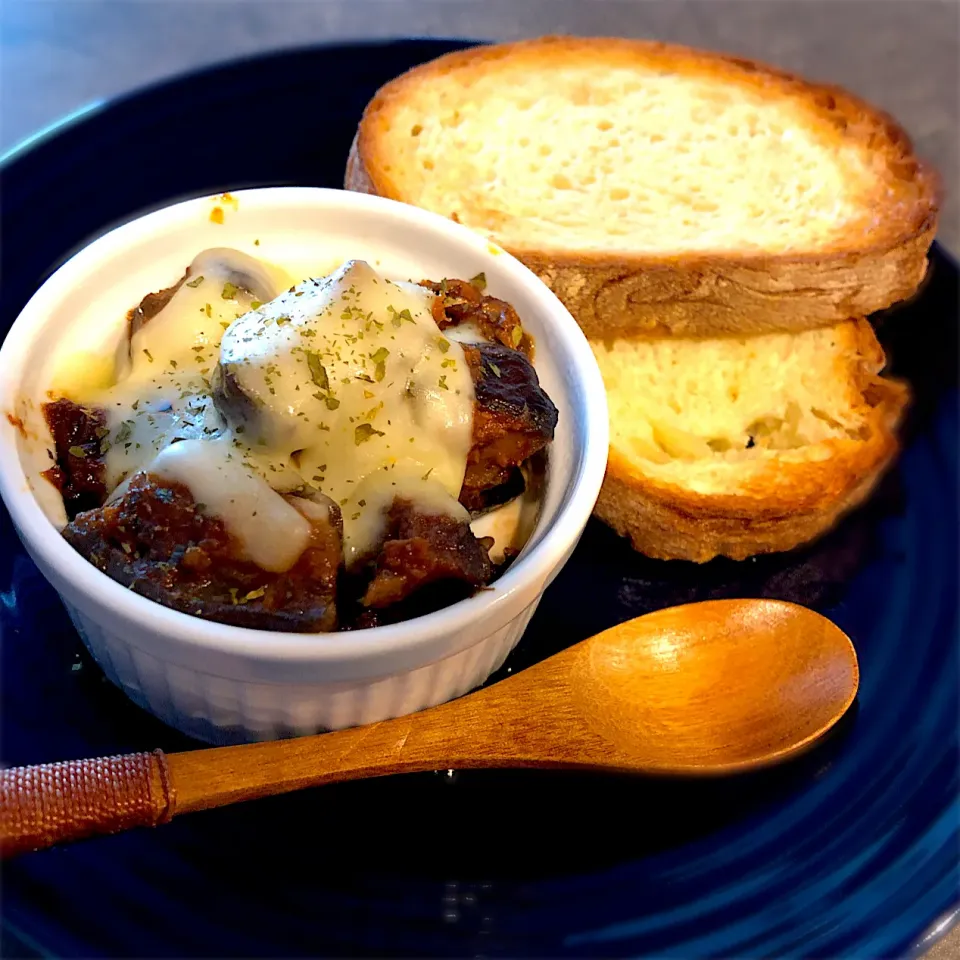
xmin=590 ymin=320 xmax=908 ymax=561
xmin=347 ymin=36 xmax=939 ymax=338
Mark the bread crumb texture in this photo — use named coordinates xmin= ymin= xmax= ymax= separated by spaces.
xmin=365 ymin=39 xmax=931 ymax=257
xmin=592 ymin=320 xmax=901 ymax=495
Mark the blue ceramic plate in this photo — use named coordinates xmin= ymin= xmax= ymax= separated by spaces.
xmin=1 ymin=40 xmax=957 ymax=959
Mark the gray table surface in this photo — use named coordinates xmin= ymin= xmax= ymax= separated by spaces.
xmin=1 ymin=1 xmax=957 ymax=956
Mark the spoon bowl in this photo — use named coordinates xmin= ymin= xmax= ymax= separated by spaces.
xmin=566 ymin=599 xmax=859 ymax=772
xmin=1 ymin=599 xmax=858 ymax=857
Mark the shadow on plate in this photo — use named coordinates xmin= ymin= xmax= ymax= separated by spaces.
xmin=158 ymin=700 xmax=860 ymax=884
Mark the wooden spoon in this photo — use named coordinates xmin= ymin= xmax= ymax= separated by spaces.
xmin=0 ymin=599 xmax=857 ymax=857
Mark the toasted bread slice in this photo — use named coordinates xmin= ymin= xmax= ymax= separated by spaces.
xmin=347 ymin=36 xmax=939 ymax=338
xmin=590 ymin=319 xmax=908 ymax=561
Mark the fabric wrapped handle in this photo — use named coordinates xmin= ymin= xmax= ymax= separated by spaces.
xmin=0 ymin=751 xmax=176 ymax=857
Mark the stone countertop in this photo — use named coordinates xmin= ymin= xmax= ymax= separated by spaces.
xmin=0 ymin=2 xmax=957 ymax=956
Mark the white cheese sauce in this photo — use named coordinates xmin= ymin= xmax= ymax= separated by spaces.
xmin=72 ymin=252 xmax=484 ymax=571
xmin=218 ymin=260 xmax=475 ymax=566
xmin=84 ymin=248 xmax=292 ymax=490
xmin=145 ymin=438 xmax=312 ymax=573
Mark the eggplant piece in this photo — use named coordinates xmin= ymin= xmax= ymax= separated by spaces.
xmin=42 ymin=398 xmax=109 ymax=517
xmin=63 ymin=473 xmax=343 ymax=632
xmin=360 ymin=498 xmax=494 ymax=609
xmin=421 ymin=277 xmax=534 ymax=357
xmin=460 ymin=343 xmax=558 ymax=511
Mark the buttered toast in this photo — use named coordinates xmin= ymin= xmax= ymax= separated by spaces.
xmin=347 ymin=36 xmax=939 ymax=339
xmin=590 ymin=320 xmax=908 ymax=561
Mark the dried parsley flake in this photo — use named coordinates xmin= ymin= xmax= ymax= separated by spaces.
xmin=354 ymin=423 xmax=385 ymax=445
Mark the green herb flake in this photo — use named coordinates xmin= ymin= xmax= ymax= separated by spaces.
xmin=250 ymin=300 xmax=263 ymax=310
xmin=369 ymin=347 xmax=389 ymax=382
xmin=68 ymin=445 xmax=87 ymax=458
xmin=143 ymin=349 xmax=154 ymax=363
xmin=354 ymin=423 xmax=385 ymax=445
xmin=469 ymin=271 xmax=487 ymax=291
xmin=204 ymin=303 xmax=212 ymax=318
xmin=438 ymin=375 xmax=448 ymax=390
xmin=305 ymin=351 xmax=329 ymax=390
xmin=221 ymin=281 xmax=238 ymax=300
xmin=510 ymin=325 xmax=524 ymax=347
xmin=186 ymin=275 xmax=205 ymax=288
xmin=441 ymin=358 xmax=456 ymax=368
xmin=244 ymin=586 xmax=267 ymax=602
xmin=488 ymin=361 xmax=501 ymax=378
xmin=437 ymin=338 xmax=450 ymax=353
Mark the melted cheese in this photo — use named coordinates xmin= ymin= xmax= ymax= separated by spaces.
xmin=146 ymin=438 xmax=311 ymax=573
xmin=85 ymin=248 xmax=290 ymax=489
xmin=445 ymin=320 xmax=489 ymax=344
xmin=217 ymin=260 xmax=475 ymax=566
xmin=72 ymin=254 xmax=478 ymax=571
xmin=344 ymin=467 xmax=471 ymax=567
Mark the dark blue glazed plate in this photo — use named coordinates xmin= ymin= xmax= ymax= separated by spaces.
xmin=1 ymin=40 xmax=958 ymax=959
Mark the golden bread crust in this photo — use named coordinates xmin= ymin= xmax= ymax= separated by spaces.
xmin=593 ymin=319 xmax=909 ymax=562
xmin=346 ymin=36 xmax=940 ymax=338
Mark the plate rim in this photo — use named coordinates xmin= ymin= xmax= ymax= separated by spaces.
xmin=0 ymin=36 xmax=484 ymax=169
xmin=1 ymin=34 xmax=957 ymax=960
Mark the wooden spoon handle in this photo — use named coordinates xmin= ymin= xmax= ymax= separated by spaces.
xmin=0 ymin=751 xmax=176 ymax=857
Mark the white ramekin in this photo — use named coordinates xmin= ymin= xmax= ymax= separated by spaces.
xmin=0 ymin=187 xmax=608 ymax=744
